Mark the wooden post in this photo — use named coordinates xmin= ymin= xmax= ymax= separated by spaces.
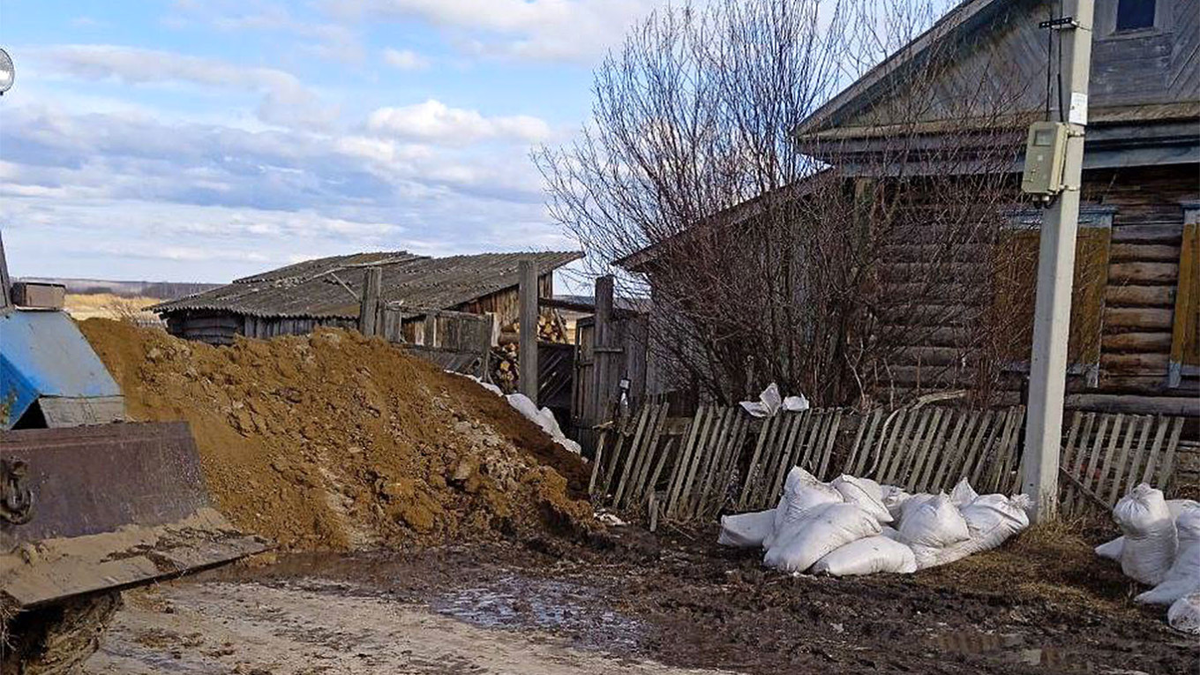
xmin=423 ymin=310 xmax=439 ymax=348
xmin=593 ymin=275 xmax=616 ymax=422
xmin=519 ymin=259 xmax=539 ymax=404
xmin=359 ymin=267 xmax=382 ymax=337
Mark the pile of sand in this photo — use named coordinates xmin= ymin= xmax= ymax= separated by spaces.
xmin=80 ymin=320 xmax=593 ymax=551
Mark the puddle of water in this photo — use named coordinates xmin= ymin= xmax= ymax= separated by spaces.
xmin=429 ymin=573 xmax=645 ymax=652
xmin=929 ymin=633 xmax=1074 ymax=670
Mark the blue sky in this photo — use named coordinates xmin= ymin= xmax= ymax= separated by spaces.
xmin=0 ymin=0 xmax=672 ymax=282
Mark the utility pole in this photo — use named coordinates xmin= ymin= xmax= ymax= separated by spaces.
xmin=1023 ymin=0 xmax=1094 ymax=523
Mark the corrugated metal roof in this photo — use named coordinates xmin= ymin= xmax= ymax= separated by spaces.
xmin=153 ymin=251 xmax=583 ymax=320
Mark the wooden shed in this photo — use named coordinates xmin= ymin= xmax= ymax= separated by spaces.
xmin=618 ymin=0 xmax=1199 ymax=418
xmin=153 ymin=250 xmax=582 ymax=346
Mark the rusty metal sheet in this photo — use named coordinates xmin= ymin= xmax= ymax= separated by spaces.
xmin=0 ymin=422 xmax=212 ymax=547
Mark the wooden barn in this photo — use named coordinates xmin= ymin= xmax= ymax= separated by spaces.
xmin=618 ymin=0 xmax=1199 ymax=418
xmin=154 ymin=250 xmax=581 ymax=346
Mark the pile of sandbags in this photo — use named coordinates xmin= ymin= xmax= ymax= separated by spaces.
xmin=1097 ymin=484 xmax=1200 ymax=635
xmin=718 ymin=468 xmax=1030 ymax=577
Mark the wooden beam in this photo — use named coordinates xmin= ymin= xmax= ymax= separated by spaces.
xmin=358 ymin=267 xmax=382 ymax=337
xmin=518 ymin=259 xmax=539 ymax=404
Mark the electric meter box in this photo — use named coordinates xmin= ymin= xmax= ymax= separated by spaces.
xmin=1021 ymin=122 xmax=1069 ymax=196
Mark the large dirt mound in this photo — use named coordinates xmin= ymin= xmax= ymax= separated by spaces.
xmin=81 ymin=320 xmax=592 ymax=551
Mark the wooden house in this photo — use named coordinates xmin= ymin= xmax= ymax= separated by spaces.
xmin=618 ymin=0 xmax=1199 ymax=418
xmin=154 ymin=250 xmax=581 ymax=346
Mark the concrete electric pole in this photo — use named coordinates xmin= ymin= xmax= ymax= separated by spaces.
xmin=1022 ymin=0 xmax=1095 ymax=523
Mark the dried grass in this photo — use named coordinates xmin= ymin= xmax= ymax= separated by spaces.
xmin=914 ymin=518 xmax=1145 ymax=616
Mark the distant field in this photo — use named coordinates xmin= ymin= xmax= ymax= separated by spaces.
xmin=64 ymin=293 xmax=165 ymax=326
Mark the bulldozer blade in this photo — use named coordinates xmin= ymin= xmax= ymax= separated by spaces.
xmin=0 ymin=421 xmax=270 ymax=610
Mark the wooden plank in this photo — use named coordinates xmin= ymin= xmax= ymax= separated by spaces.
xmin=982 ymin=409 xmax=1016 ymax=493
xmin=738 ymin=416 xmax=775 ymax=509
xmin=1056 ymin=412 xmax=1085 ymax=508
xmin=957 ymin=410 xmax=993 ymax=484
xmin=612 ymin=404 xmax=656 ymax=508
xmin=1091 ymin=414 xmax=1126 ymax=505
xmin=846 ymin=409 xmax=878 ymax=476
xmin=799 ymin=412 xmax=831 ymax=476
xmin=969 ymin=411 xmax=1004 ymax=488
xmin=908 ymin=408 xmax=946 ymax=492
xmin=1107 ymin=262 xmax=1179 ymax=285
xmin=750 ymin=414 xmax=787 ymax=508
xmin=1104 ymin=307 xmax=1175 ymax=330
xmin=1104 ymin=416 xmax=1142 ymax=506
xmin=1064 ymin=413 xmax=1097 ymax=513
xmin=644 ymin=436 xmax=676 ymax=515
xmin=1069 ymin=413 xmax=1108 ymax=514
xmin=890 ymin=408 xmax=931 ymax=486
xmin=1170 ymin=223 xmax=1200 ymax=384
xmin=1101 ymin=331 xmax=1176 ymax=352
xmin=1155 ymin=417 xmax=1185 ymax=492
xmin=665 ymin=407 xmax=706 ymax=517
xmin=815 ymin=410 xmax=843 ymax=481
xmin=929 ymin=409 xmax=969 ymax=492
xmin=767 ymin=412 xmax=806 ymax=508
xmin=626 ymin=405 xmax=668 ymax=509
xmin=867 ymin=410 xmax=905 ymax=479
xmin=517 ymin=259 xmax=539 ymax=404
xmin=875 ymin=410 xmax=911 ymax=483
xmin=1081 ymin=414 xmax=1120 ymax=513
xmin=600 ymin=417 xmax=633 ymax=498
xmin=587 ymin=430 xmax=609 ymax=498
xmin=1140 ymin=415 xmax=1171 ymax=485
xmin=687 ymin=408 xmax=732 ymax=518
xmin=681 ymin=407 xmax=722 ymax=515
xmin=754 ymin=413 xmax=792 ymax=508
xmin=1122 ymin=415 xmax=1155 ymax=500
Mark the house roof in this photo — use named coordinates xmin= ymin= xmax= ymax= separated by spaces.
xmin=154 ymin=250 xmax=583 ymax=320
xmin=794 ymin=0 xmax=1005 ymax=139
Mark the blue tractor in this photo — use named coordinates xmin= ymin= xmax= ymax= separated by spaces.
xmin=0 ymin=232 xmax=269 ymax=671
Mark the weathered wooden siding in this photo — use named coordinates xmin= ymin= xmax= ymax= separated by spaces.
xmin=841 ymin=0 xmax=1200 ymax=127
xmin=457 ymin=274 xmax=554 ymax=328
xmin=882 ymin=164 xmax=1198 ymax=416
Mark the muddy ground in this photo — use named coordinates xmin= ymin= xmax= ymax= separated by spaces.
xmin=84 ymin=525 xmax=1195 ymax=675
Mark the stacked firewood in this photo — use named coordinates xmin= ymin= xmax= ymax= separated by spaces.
xmin=491 ymin=342 xmax=520 ymax=393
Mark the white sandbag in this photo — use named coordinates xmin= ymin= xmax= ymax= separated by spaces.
xmin=880 ymin=525 xmax=903 ymax=541
xmin=897 ymin=493 xmax=938 ymax=528
xmin=898 ymin=494 xmax=969 ymax=549
xmin=764 ymin=503 xmax=882 ymax=573
xmin=1113 ymin=484 xmax=1178 ymax=586
xmin=718 ymin=509 xmax=777 ymax=548
xmin=1095 ymin=537 xmax=1124 ymax=561
xmin=831 ymin=475 xmax=893 ymax=524
xmin=1094 ymin=499 xmax=1198 ymax=563
xmin=949 ymin=478 xmax=979 ymax=508
xmin=880 ymin=485 xmax=912 ymax=521
xmin=811 ymin=535 xmax=917 ymax=576
xmin=1168 ymin=593 xmax=1200 ymax=635
xmin=764 ymin=468 xmax=843 ymax=549
xmin=915 ymin=493 xmax=1032 ymax=569
xmin=1136 ymin=503 xmax=1200 ymax=605
xmin=960 ymin=494 xmax=1031 ymax=551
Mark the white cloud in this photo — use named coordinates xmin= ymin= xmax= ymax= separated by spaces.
xmin=327 ymin=0 xmax=667 ymax=63
xmin=381 ymin=47 xmax=430 ymax=70
xmin=32 ymin=45 xmax=338 ymax=130
xmin=367 ymin=99 xmax=551 ymax=146
xmin=168 ymin=1 xmax=365 ymax=63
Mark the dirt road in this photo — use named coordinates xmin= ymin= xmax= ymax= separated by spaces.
xmin=85 ymin=580 xmax=722 ymax=675
xmin=84 ymin=529 xmax=1197 ymax=675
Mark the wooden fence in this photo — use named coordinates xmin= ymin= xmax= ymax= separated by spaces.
xmin=1057 ymin=411 xmax=1186 ymax=516
xmin=589 ymin=403 xmax=1191 ymax=524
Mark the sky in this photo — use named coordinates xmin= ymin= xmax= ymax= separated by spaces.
xmin=0 ymin=0 xmax=675 ymax=283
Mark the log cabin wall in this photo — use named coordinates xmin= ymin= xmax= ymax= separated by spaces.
xmin=883 ymin=163 xmax=1198 ymax=418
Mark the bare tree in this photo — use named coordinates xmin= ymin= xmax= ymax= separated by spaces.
xmin=537 ymin=0 xmax=1034 ymax=409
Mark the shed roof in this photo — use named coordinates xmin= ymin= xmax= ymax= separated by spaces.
xmin=154 ymin=250 xmax=583 ymax=320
